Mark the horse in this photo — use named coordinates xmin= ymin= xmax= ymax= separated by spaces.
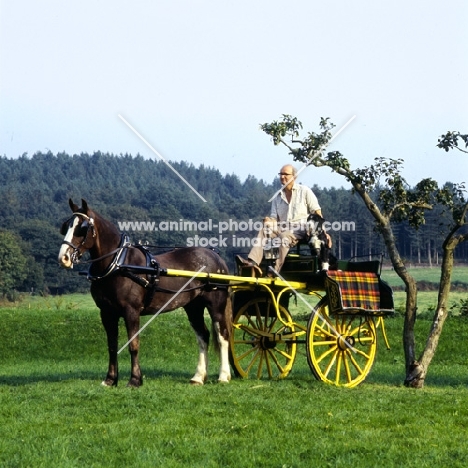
xmin=58 ymin=199 xmax=232 ymax=387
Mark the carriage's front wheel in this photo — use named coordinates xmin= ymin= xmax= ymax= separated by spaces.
xmin=306 ymin=298 xmax=377 ymax=388
xmin=229 ymin=297 xmax=297 ymax=380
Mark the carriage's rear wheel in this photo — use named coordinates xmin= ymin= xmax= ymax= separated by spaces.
xmin=229 ymin=297 xmax=297 ymax=380
xmin=306 ymin=298 xmax=377 ymax=388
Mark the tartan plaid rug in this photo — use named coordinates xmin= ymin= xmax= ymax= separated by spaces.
xmin=326 ymin=271 xmax=380 ymax=311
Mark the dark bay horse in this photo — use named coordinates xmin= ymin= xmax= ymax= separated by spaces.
xmin=58 ymin=199 xmax=232 ymax=387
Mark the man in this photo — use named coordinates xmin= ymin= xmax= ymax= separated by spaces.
xmin=237 ymin=164 xmax=327 ymax=276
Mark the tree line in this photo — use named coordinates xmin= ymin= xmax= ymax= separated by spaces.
xmin=0 ymin=151 xmax=466 ymax=297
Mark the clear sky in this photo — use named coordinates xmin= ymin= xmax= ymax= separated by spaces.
xmin=1 ymin=0 xmax=467 ymax=190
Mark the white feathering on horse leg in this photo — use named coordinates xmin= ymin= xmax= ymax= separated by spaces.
xmin=214 ymin=322 xmax=231 ymax=383
xmin=189 ymin=335 xmax=208 ymax=385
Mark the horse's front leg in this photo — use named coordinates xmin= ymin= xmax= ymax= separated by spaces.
xmin=100 ymin=309 xmax=119 ymax=387
xmin=123 ymin=311 xmax=143 ymax=388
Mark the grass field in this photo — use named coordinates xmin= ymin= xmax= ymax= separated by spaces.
xmin=1 ymin=288 xmax=468 ymax=467
xmin=381 ymin=265 xmax=468 ymax=289
xmin=381 ymin=265 xmax=468 ymax=317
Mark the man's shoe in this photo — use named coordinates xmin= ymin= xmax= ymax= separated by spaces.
xmin=266 ymin=266 xmax=277 ymax=278
xmin=235 ymin=255 xmax=256 ymax=266
xmin=235 ymin=255 xmax=263 ymax=278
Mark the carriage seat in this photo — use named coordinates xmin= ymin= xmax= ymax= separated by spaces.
xmin=325 ymin=267 xmax=394 ymax=316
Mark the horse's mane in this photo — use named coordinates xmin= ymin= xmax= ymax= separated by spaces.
xmin=91 ymin=209 xmax=122 ymax=239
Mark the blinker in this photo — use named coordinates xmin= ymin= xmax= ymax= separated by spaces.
xmin=60 ymin=215 xmax=94 ymax=238
xmin=60 ymin=218 xmax=73 ymax=236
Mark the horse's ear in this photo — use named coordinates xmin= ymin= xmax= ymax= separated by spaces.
xmin=69 ymin=198 xmax=79 ymax=212
xmin=81 ymin=199 xmax=89 ymax=213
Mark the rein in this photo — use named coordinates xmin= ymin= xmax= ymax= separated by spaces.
xmin=77 ymin=247 xmax=124 ymax=265
xmin=86 ymin=234 xmax=131 ymax=281
xmin=63 ymin=213 xmax=218 ymax=297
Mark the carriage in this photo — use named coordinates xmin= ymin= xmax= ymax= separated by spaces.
xmin=59 ymin=200 xmax=395 ymax=388
xmin=156 ymin=249 xmax=394 ymax=388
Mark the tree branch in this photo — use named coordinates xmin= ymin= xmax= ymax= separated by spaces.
xmin=387 ymin=201 xmax=433 ymax=218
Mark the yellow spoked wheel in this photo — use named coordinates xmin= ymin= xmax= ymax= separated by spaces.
xmin=306 ymin=298 xmax=377 ymax=388
xmin=229 ymin=297 xmax=297 ymax=380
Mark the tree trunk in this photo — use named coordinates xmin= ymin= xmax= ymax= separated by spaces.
xmin=349 ymin=185 xmax=420 ymax=377
xmin=404 ymin=237 xmax=458 ymax=387
xmin=401 ymin=272 xmax=418 ymax=374
xmin=378 ymin=220 xmax=419 ymax=373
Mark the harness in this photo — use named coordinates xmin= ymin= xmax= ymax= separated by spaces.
xmin=92 ymin=243 xmax=230 ymax=309
xmin=86 ymin=233 xmax=133 ymax=281
xmin=63 ymin=213 xmax=227 ymax=309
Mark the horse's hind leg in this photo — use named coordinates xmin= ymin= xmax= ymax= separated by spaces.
xmin=100 ymin=309 xmax=120 ymax=387
xmin=123 ymin=310 xmax=143 ymax=388
xmin=184 ymin=300 xmax=209 ymax=385
xmin=212 ymin=322 xmax=231 ymax=383
xmin=209 ymin=292 xmax=232 ymax=384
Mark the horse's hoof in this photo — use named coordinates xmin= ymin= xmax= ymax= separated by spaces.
xmin=127 ymin=379 xmax=142 ymax=388
xmin=189 ymin=379 xmax=204 ymax=386
xmin=101 ymin=379 xmax=117 ymax=387
xmin=218 ymin=372 xmax=231 ymax=384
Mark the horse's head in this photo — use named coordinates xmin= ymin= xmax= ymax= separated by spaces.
xmin=58 ymin=198 xmax=97 ymax=268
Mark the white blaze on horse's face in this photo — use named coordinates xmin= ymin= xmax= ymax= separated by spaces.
xmin=58 ymin=216 xmax=80 ymax=269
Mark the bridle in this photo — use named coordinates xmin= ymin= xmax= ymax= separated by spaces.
xmin=61 ymin=212 xmax=97 ymax=264
xmin=61 ymin=212 xmax=130 ymax=273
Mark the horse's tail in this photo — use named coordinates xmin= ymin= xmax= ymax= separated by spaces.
xmin=212 ymin=287 xmax=233 ymax=354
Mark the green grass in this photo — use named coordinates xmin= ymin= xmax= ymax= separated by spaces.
xmin=392 ymin=291 xmax=468 ymax=317
xmin=1 ymin=293 xmax=468 ymax=467
xmin=381 ymin=265 xmax=468 ymax=289
xmin=379 ymin=265 xmax=468 ymax=317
